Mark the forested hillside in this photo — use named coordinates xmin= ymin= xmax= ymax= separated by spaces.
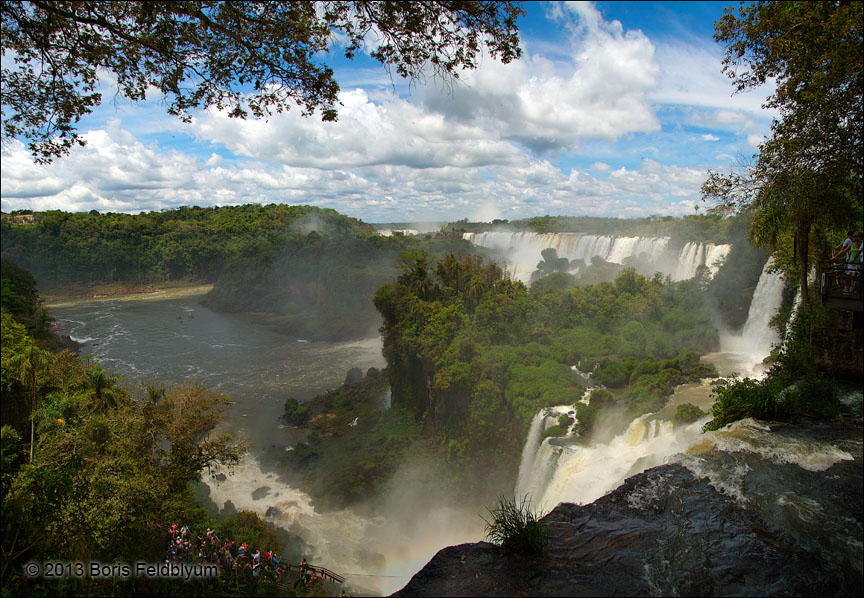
xmin=1 ymin=205 xmax=479 ymax=339
xmin=1 ymin=266 xmax=287 ymax=596
xmin=373 ymin=253 xmax=719 ymax=473
xmin=0 ymin=204 xmax=372 ymax=284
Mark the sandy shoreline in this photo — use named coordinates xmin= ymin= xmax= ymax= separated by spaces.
xmin=44 ymin=284 xmax=214 ymax=308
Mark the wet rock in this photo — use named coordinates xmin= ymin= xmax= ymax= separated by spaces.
xmin=395 ymin=463 xmax=856 ymax=597
xmin=251 ymin=486 xmax=271 ymax=500
xmin=344 ymin=367 xmax=364 ymax=386
xmin=214 ymin=473 xmax=227 ymax=482
xmin=711 ymin=378 xmax=727 ymax=386
xmin=221 ymin=500 xmax=237 ymax=516
xmin=265 ymin=506 xmax=282 ymax=518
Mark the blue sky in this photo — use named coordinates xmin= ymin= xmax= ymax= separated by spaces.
xmin=0 ymin=1 xmax=775 ymax=223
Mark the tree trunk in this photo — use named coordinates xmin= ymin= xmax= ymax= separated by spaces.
xmin=797 ymin=220 xmax=811 ymax=307
xmin=29 ymin=371 xmax=36 ymax=463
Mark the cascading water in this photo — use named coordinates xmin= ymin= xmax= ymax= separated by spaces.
xmin=514 ymin=255 xmax=796 ymax=517
xmin=514 ymin=407 xmax=576 ymax=502
xmin=715 ymin=257 xmax=786 ymax=377
xmin=670 ymin=242 xmax=732 ymax=281
xmin=463 ymin=231 xmax=729 ymax=285
xmin=516 ymin=414 xmax=713 ymax=514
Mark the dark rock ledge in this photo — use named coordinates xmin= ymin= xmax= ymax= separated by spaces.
xmin=394 ymin=461 xmax=859 ymax=597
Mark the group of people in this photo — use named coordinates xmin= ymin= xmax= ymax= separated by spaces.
xmin=150 ymin=521 xmax=347 ymax=593
xmin=155 ymin=522 xmax=282 ymax=579
xmin=831 ymin=230 xmax=863 ymax=294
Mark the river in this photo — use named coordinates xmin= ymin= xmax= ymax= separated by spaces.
xmin=51 ymin=291 xmax=385 ymax=452
xmin=50 ymin=290 xmax=477 ymax=595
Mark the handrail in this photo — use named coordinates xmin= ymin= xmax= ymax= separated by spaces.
xmin=818 ymin=259 xmax=863 ymax=307
xmin=284 ymin=562 xmax=345 ymax=584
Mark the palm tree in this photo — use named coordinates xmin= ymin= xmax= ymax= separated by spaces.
xmin=142 ymin=381 xmax=166 ymax=404
xmin=83 ymin=367 xmax=122 ymax=412
xmin=8 ymin=344 xmax=53 ymax=462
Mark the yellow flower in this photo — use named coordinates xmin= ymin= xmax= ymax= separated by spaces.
xmin=56 ymin=418 xmax=65 ymax=425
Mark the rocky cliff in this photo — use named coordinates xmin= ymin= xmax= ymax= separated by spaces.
xmin=395 ymin=420 xmax=863 ymax=597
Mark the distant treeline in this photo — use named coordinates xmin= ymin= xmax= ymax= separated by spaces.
xmin=0 ymin=206 xmax=768 ymax=338
xmin=0 ymin=204 xmax=372 ymax=285
xmin=0 ymin=204 xmax=481 ymax=339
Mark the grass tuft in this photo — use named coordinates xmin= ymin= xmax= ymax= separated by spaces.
xmin=482 ymin=495 xmax=548 ymax=556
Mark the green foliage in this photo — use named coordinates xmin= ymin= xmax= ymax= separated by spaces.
xmin=483 ymin=495 xmax=547 ymax=556
xmin=275 ymin=368 xmax=419 ymax=508
xmin=705 ymin=1 xmax=863 ymax=303
xmin=2 ymin=1 xmax=523 ymax=162
xmin=216 ymin=510 xmax=282 ymax=555
xmin=282 ymin=398 xmax=310 ymax=426
xmin=706 ymin=377 xmax=795 ymax=430
xmin=2 ymin=205 xmax=372 ymax=286
xmin=1 ymin=424 xmax=22 ymax=495
xmin=542 ymin=413 xmax=574 ymax=440
xmin=376 ymin=254 xmax=719 ymax=473
xmin=1 ymin=258 xmax=52 ymax=338
xmin=531 ymin=271 xmax=578 ymax=292
xmin=0 ymin=262 xmax=250 ymax=595
xmin=588 ymin=388 xmax=614 ymax=409
xmin=673 ymin=403 xmax=706 ymax=426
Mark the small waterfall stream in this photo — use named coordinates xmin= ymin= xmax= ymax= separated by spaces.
xmin=714 ymin=257 xmax=786 ymax=377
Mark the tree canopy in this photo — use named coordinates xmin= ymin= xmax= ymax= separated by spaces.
xmin=702 ymin=1 xmax=863 ymax=302
xmin=1 ymin=0 xmax=523 ymax=162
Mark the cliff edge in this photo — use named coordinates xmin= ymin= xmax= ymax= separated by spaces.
xmin=395 ymin=420 xmax=862 ymax=597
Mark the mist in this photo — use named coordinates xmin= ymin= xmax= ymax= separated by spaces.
xmin=206 ymin=449 xmax=495 ymax=595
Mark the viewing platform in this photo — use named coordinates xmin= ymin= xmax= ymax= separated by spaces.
xmin=819 ymin=261 xmax=863 ymax=312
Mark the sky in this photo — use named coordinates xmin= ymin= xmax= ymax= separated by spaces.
xmin=0 ymin=1 xmax=776 ymax=223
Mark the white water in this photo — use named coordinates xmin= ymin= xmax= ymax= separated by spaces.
xmin=463 ymin=231 xmax=730 ymax=285
xmin=517 ymin=415 xmax=711 ymax=514
xmin=715 ymin=257 xmax=785 ymax=378
xmin=515 ymin=257 xmax=792 ymax=515
xmin=670 ymin=242 xmax=732 ymax=281
xmin=208 ymin=455 xmax=483 ymax=595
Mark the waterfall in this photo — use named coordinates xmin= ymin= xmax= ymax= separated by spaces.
xmin=514 ymin=406 xmax=576 ymax=504
xmin=671 ymin=242 xmax=732 ymax=281
xmin=515 ymin=410 xmax=549 ymax=494
xmin=515 ymin=413 xmax=710 ymax=515
xmin=463 ymin=232 xmax=670 ymax=283
xmin=718 ymin=258 xmax=785 ymax=374
xmin=463 ymin=232 xmax=730 ymax=285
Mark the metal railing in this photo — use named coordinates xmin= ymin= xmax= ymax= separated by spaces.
xmin=819 ymin=260 xmax=863 ymax=308
xmin=285 ymin=562 xmax=346 ymax=584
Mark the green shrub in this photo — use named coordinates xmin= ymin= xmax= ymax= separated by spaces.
xmin=541 ymin=413 xmax=573 ymax=440
xmin=283 ymin=397 xmax=310 ymax=426
xmin=673 ymin=403 xmax=705 ymax=425
xmin=705 ymin=377 xmax=791 ymax=430
xmin=482 ymin=495 xmax=547 ymax=556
